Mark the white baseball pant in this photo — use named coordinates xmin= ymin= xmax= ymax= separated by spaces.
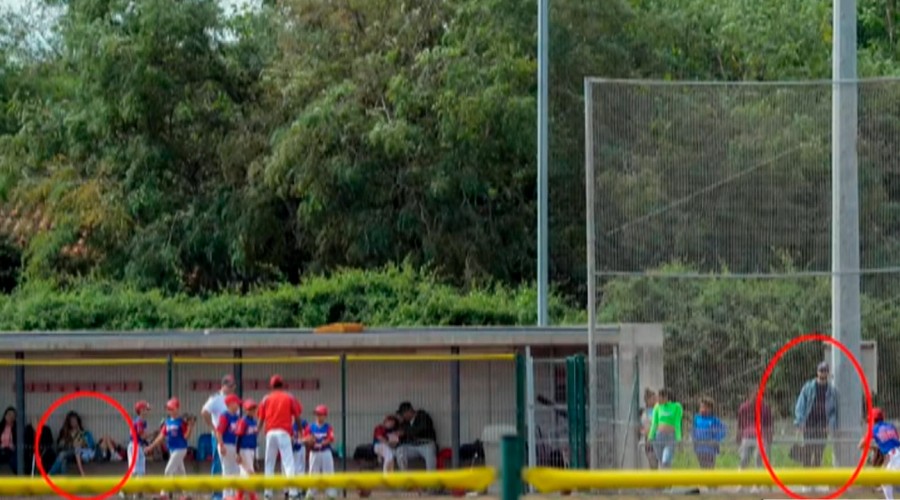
xmin=881 ymin=448 xmax=900 ymax=500
xmin=264 ymin=430 xmax=296 ymax=498
xmin=239 ymin=449 xmax=256 ymax=477
xmin=305 ymin=449 xmax=336 ymax=498
xmin=221 ymin=444 xmax=241 ymax=498
xmin=293 ymin=447 xmax=306 ymax=475
xmin=374 ymin=443 xmax=394 ymax=472
xmin=161 ymin=449 xmax=188 ymax=497
xmin=126 ymin=442 xmax=145 ymax=477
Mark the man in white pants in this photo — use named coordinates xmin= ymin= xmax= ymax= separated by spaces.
xmin=258 ymin=374 xmax=303 ymax=500
xmin=862 ymin=407 xmax=900 ymax=500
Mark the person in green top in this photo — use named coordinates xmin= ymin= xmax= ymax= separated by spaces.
xmin=647 ymin=388 xmax=683 ymax=469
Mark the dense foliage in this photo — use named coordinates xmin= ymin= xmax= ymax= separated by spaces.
xmin=0 ymin=0 xmax=895 ymax=296
xmin=0 ymin=264 xmax=583 ymax=329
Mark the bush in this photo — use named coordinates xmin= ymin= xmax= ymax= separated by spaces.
xmin=598 ymin=263 xmax=900 ymax=419
xmin=0 ymin=264 xmax=584 ymax=331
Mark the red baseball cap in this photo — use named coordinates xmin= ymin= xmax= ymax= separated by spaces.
xmin=873 ymin=407 xmax=885 ymax=422
xmin=166 ymin=398 xmax=180 ymax=411
xmin=225 ymin=394 xmax=242 ymax=407
xmin=314 ymin=404 xmax=329 ymax=416
xmin=270 ymin=374 xmax=284 ymax=388
xmin=243 ymin=398 xmax=258 ymax=411
xmin=134 ymin=401 xmax=150 ymax=413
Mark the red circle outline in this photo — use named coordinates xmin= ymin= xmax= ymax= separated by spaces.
xmin=755 ymin=333 xmax=873 ymax=499
xmin=34 ymin=391 xmax=139 ymax=500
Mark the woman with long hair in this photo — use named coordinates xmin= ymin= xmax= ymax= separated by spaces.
xmin=0 ymin=407 xmax=19 ymax=474
xmin=647 ymin=388 xmax=683 ymax=469
xmin=50 ymin=411 xmax=91 ymax=476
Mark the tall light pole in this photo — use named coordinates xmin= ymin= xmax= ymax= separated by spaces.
xmin=831 ymin=0 xmax=862 ymax=469
xmin=537 ymin=0 xmax=549 ymax=329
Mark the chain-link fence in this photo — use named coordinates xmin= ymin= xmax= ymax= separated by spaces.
xmin=585 ymin=78 xmax=900 ymax=472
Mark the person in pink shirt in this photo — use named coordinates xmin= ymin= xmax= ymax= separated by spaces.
xmin=737 ymin=387 xmax=773 ymax=472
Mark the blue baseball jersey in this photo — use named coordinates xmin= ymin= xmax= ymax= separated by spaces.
xmin=692 ymin=414 xmax=726 ymax=455
xmin=304 ymin=422 xmax=334 ymax=451
xmin=237 ymin=416 xmax=259 ymax=450
xmin=132 ymin=416 xmax=149 ymax=446
xmin=293 ymin=419 xmax=309 ymax=451
xmin=873 ymin=421 xmax=900 ymax=455
xmin=164 ymin=417 xmax=188 ymax=451
xmin=217 ymin=411 xmax=241 ymax=446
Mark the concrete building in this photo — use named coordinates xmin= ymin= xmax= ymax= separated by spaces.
xmin=0 ymin=324 xmax=664 ymax=471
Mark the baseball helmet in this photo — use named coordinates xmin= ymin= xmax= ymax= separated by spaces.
xmin=314 ymin=404 xmax=328 ymax=416
xmin=225 ymin=394 xmax=242 ymax=407
xmin=243 ymin=398 xmax=258 ymax=411
xmin=134 ymin=400 xmax=150 ymax=413
xmin=873 ymin=407 xmax=885 ymax=422
xmin=166 ymin=397 xmax=180 ymax=411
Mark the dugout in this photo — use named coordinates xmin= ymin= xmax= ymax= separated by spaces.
xmin=0 ymin=324 xmax=664 ymax=474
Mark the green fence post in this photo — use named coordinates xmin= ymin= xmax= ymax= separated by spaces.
xmin=501 ymin=434 xmax=523 ymax=500
xmin=566 ymin=356 xmax=580 ymax=469
xmin=166 ymin=354 xmax=173 ymax=400
xmin=577 ymin=353 xmax=587 ymax=469
xmin=515 ymin=352 xmax=526 ymax=441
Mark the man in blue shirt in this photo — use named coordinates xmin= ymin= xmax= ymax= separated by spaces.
xmin=794 ymin=362 xmax=838 ymax=468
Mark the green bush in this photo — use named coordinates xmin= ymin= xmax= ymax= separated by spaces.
xmin=0 ymin=264 xmax=584 ymax=331
xmin=598 ymin=262 xmax=900 ymax=419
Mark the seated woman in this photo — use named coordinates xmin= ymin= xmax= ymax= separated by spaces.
xmin=49 ymin=411 xmax=121 ymax=475
xmin=0 ymin=407 xmax=19 ymax=474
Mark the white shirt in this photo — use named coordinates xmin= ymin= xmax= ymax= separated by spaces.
xmin=202 ymin=391 xmax=227 ymax=425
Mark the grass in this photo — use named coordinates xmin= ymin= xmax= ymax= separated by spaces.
xmin=672 ymin=442 xmax=835 ymax=469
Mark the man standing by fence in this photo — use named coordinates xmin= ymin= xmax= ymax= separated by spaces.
xmin=794 ymin=362 xmax=838 ymax=472
xmin=259 ymin=374 xmax=303 ymax=500
xmin=202 ymin=374 xmax=237 ymax=500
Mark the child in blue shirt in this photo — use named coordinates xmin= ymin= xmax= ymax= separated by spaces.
xmin=692 ymin=396 xmax=726 ymax=469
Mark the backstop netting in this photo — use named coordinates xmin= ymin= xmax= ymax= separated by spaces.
xmin=585 ymin=78 xmax=900 ymax=472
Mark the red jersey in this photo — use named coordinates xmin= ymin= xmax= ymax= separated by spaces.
xmin=737 ymin=399 xmax=773 ymax=441
xmin=258 ymin=390 xmax=302 ymax=434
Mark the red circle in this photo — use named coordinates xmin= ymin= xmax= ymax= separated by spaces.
xmin=35 ymin=391 xmax=139 ymax=500
xmin=755 ymin=333 xmax=873 ymax=499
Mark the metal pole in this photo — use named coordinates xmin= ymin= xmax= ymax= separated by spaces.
xmin=584 ymin=78 xmax=599 ymax=470
xmin=15 ymin=352 xmax=25 ymax=475
xmin=166 ymin=354 xmax=173 ymax=400
xmin=340 ymin=354 xmax=348 ymax=475
xmin=450 ymin=346 xmax=461 ymax=469
xmin=500 ymin=434 xmax=523 ymax=500
xmin=831 ymin=0 xmax=861 ymax=469
xmin=536 ymin=0 xmax=549 ymax=327
xmin=525 ymin=347 xmax=537 ymax=492
xmin=234 ymin=349 xmax=243 ymax=399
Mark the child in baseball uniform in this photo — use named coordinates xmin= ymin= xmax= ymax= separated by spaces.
xmin=372 ymin=415 xmax=401 ymax=473
xmin=303 ymin=406 xmax=336 ymax=499
xmin=146 ymin=398 xmax=195 ymax=500
xmin=290 ymin=418 xmax=310 ymax=497
xmin=236 ymin=399 xmax=260 ymax=500
xmin=216 ymin=394 xmax=243 ymax=500
xmin=120 ymin=401 xmax=151 ymax=499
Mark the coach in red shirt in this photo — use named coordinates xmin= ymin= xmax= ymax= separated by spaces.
xmin=258 ymin=374 xmax=302 ymax=499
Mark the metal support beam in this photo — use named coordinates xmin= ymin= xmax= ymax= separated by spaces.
xmin=451 ymin=346 xmax=461 ymax=469
xmin=536 ymin=0 xmax=549 ymax=327
xmin=584 ymin=79 xmax=599 ymax=470
xmin=233 ymin=349 xmax=243 ymax=398
xmin=831 ymin=0 xmax=861 ymax=469
xmin=15 ymin=352 xmax=25 ymax=475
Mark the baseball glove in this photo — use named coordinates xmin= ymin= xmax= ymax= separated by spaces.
xmin=871 ymin=449 xmax=885 ymax=467
xmin=183 ymin=413 xmax=197 ymax=423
